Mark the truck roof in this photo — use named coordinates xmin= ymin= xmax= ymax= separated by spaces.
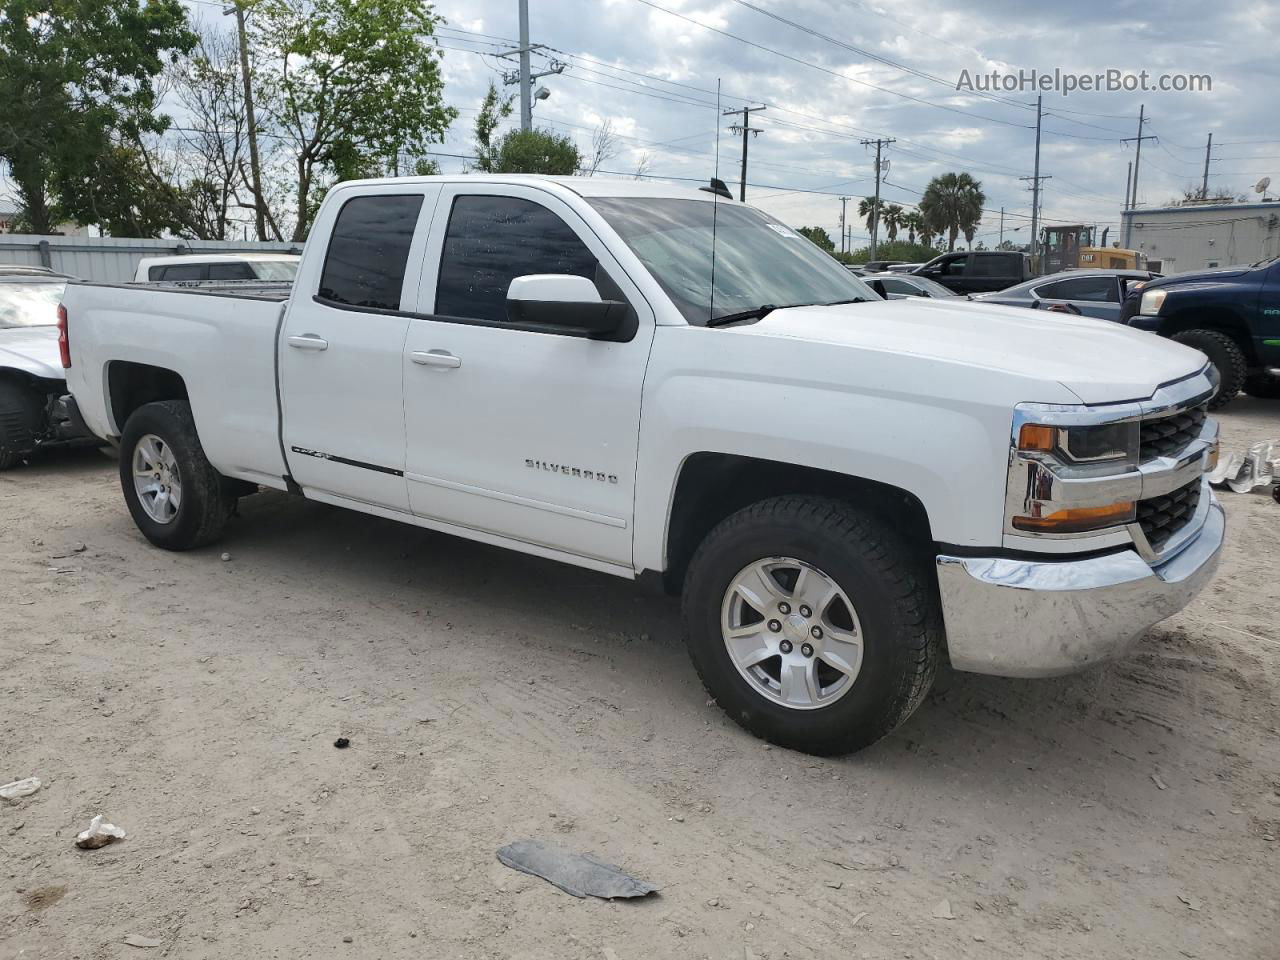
xmin=137 ymin=253 xmax=302 ymax=267
xmin=333 ymin=174 xmax=733 ymax=203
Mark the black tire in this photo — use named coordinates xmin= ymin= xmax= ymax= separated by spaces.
xmin=1171 ymin=329 xmax=1247 ymax=410
xmin=0 ymin=379 xmax=46 ymax=471
xmin=119 ymin=400 xmax=234 ymax=550
xmin=1243 ymin=372 xmax=1280 ymax=400
xmin=682 ymin=495 xmax=940 ymax=755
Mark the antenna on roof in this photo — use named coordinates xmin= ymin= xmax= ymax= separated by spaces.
xmin=699 ymin=178 xmax=732 ymax=200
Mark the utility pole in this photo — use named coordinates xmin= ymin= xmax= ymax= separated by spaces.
xmin=724 ymin=105 xmax=765 ymax=201
xmin=859 ymin=138 xmax=894 ymax=259
xmin=998 ymin=206 xmax=1004 ymax=247
xmin=1029 ymin=94 xmax=1042 ymax=270
xmin=838 ymin=196 xmax=850 ymax=254
xmin=1123 ymin=104 xmax=1156 ymax=246
xmin=1124 ymin=160 xmax=1132 ymax=210
xmin=1201 ymin=132 xmax=1213 ymax=200
xmin=497 ymin=1 xmax=564 ymax=131
xmin=225 ymin=1 xmax=265 ymax=241
xmin=517 ymin=0 xmax=531 ymax=130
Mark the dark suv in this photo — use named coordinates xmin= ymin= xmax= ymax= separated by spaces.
xmin=1120 ymin=256 xmax=1280 ymax=408
xmin=911 ymin=251 xmax=1032 ymax=294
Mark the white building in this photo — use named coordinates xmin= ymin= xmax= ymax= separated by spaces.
xmin=1120 ymin=200 xmax=1280 ymax=274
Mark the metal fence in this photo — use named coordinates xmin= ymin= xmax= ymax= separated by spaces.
xmin=0 ymin=234 xmax=303 ymax=283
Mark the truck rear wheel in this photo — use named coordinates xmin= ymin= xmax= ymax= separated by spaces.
xmin=119 ymin=400 xmax=234 ymax=550
xmin=682 ymin=495 xmax=940 ymax=755
xmin=0 ymin=379 xmax=45 ymax=470
xmin=1171 ymin=329 xmax=1246 ymax=410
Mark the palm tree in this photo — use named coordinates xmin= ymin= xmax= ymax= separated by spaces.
xmin=902 ymin=210 xmax=922 ymax=245
xmin=918 ymin=172 xmax=986 ymax=252
xmin=857 ymin=195 xmax=881 ymax=234
xmin=881 ymin=204 xmax=905 ymax=242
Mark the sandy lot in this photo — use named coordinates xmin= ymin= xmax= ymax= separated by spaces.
xmin=2 ymin=399 xmax=1278 ymax=960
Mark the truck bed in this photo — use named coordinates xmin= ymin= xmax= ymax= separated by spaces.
xmin=61 ymin=281 xmax=291 ymax=488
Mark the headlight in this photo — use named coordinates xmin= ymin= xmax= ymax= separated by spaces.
xmin=1018 ymin=421 xmax=1139 ymax=468
xmin=1139 ymin=288 xmax=1167 ymax=315
xmin=1010 ymin=419 xmax=1140 ymax=535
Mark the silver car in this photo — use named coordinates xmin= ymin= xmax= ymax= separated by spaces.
xmin=0 ymin=266 xmax=91 ymax=468
xmin=863 ymin=272 xmax=962 ymax=300
xmin=972 ymin=269 xmax=1161 ymax=322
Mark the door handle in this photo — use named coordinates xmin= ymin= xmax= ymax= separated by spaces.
xmin=411 ymin=350 xmax=462 ymax=369
xmin=287 ymin=334 xmax=329 ymax=351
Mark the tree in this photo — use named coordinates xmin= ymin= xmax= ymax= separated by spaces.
xmin=0 ymin=0 xmax=196 ymax=233
xmin=919 ymin=172 xmax=985 ymax=252
xmin=488 ymin=129 xmax=579 ymax=175
xmin=250 ymin=0 xmax=456 ymax=240
xmin=581 ymin=119 xmax=619 ymax=176
xmin=796 ymin=226 xmax=835 ymax=251
xmin=901 ymin=210 xmax=922 ymax=245
xmin=882 ymin=204 xmax=905 ymax=242
xmin=472 ymin=81 xmax=513 ymax=172
xmin=858 ymin=195 xmax=881 ymax=234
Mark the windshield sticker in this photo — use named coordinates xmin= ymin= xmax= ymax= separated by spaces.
xmin=765 ymin=224 xmax=801 ymax=239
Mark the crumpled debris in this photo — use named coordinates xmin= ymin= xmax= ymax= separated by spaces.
xmin=0 ymin=777 xmax=41 ymax=801
xmin=496 ymin=839 xmax=658 ymax=899
xmin=1209 ymin=439 xmax=1279 ymax=493
xmin=75 ymin=814 xmax=127 ymax=849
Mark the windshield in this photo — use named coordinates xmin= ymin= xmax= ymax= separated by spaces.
xmin=0 ymin=281 xmax=66 ymax=328
xmin=587 ymin=197 xmax=878 ymax=324
xmin=251 ymin=260 xmax=299 ymax=281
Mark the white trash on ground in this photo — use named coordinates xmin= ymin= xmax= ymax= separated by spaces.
xmin=0 ymin=777 xmax=41 ymax=801
xmin=1209 ymin=439 xmax=1279 ymax=493
xmin=75 ymin=814 xmax=127 ymax=849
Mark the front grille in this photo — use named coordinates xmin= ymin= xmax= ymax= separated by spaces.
xmin=1140 ymin=404 xmax=1206 ymax=461
xmin=1137 ymin=479 xmax=1201 ymax=552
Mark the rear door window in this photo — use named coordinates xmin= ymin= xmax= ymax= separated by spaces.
xmin=1037 ymin=275 xmax=1118 ymax=302
xmin=318 ymin=194 xmax=425 ymax=311
xmin=157 ymin=263 xmax=206 ymax=282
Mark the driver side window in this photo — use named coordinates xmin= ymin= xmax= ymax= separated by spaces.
xmin=435 ymin=195 xmax=600 ymax=323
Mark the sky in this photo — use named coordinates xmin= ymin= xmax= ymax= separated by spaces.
xmin=407 ymin=0 xmax=1279 ymax=249
xmin=11 ymin=0 xmax=1277 ymax=247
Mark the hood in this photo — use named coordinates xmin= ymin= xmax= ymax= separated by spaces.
xmin=1144 ymin=264 xmax=1253 ymax=288
xmin=739 ymin=297 xmax=1205 ymax=404
xmin=0 ymin=326 xmax=64 ymax=380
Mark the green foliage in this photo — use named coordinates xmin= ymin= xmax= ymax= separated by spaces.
xmin=796 ymin=226 xmax=835 ymax=251
xmin=918 ymin=172 xmax=985 ymax=252
xmin=473 ymin=82 xmax=514 ymax=172
xmin=250 ymin=0 xmax=456 ymax=239
xmin=0 ymin=0 xmax=196 ymax=234
xmin=487 ymin=128 xmax=580 ymax=176
xmin=844 ymin=240 xmax=942 ymax=265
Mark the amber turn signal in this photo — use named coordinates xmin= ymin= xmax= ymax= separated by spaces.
xmin=1018 ymin=423 xmax=1056 ymax=453
xmin=1012 ymin=501 xmax=1137 ymax=534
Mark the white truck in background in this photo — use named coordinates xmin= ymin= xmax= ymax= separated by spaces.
xmin=60 ymin=175 xmax=1224 ymax=754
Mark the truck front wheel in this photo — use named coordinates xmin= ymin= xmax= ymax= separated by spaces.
xmin=119 ymin=400 xmax=234 ymax=550
xmin=1171 ymin=329 xmax=1247 ymax=410
xmin=682 ymin=495 xmax=940 ymax=755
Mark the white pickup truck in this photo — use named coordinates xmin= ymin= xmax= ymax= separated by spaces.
xmin=60 ymin=175 xmax=1224 ymax=754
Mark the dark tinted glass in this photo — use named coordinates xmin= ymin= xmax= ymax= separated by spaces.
xmin=942 ymin=255 xmax=967 ymax=275
xmin=319 ymin=194 xmax=424 ymax=310
xmin=159 ymin=263 xmax=205 ymax=281
xmin=880 ymin=277 xmax=921 ymax=296
xmin=1040 ymin=275 xmax=1116 ymax=302
xmin=208 ymin=262 xmax=255 ymax=281
xmin=436 ymin=195 xmax=598 ymax=323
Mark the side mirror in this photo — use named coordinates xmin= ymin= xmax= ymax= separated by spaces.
xmin=505 ymin=274 xmax=628 ymax=335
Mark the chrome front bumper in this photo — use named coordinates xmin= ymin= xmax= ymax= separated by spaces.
xmin=935 ymin=498 xmax=1224 ymax=678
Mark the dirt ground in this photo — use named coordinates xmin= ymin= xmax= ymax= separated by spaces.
xmin=2 ymin=399 xmax=1278 ymax=960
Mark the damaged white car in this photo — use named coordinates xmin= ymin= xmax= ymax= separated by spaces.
xmin=0 ymin=266 xmax=93 ymax=469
